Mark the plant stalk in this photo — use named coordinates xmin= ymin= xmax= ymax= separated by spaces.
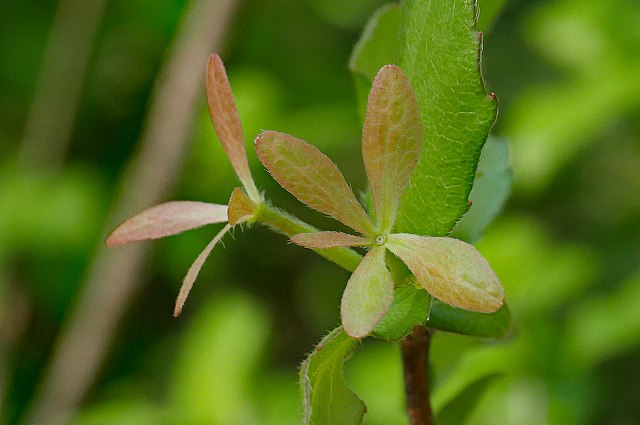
xmin=255 ymin=203 xmax=363 ymax=272
xmin=258 ymin=202 xmax=437 ymax=425
xmin=401 ymin=325 xmax=434 ymax=425
xmin=258 ymin=204 xmax=436 ymax=424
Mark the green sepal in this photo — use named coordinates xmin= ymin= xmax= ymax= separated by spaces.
xmin=300 ymin=327 xmax=366 ymax=425
xmin=426 ymin=300 xmax=512 ymax=339
xmin=373 ymin=277 xmax=431 ymax=342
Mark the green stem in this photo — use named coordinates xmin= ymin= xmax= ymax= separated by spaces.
xmin=255 ymin=202 xmax=362 ymax=272
xmin=256 ymin=201 xmax=435 ymax=424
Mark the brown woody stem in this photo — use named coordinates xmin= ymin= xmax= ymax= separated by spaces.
xmin=401 ymin=325 xmax=434 ymax=425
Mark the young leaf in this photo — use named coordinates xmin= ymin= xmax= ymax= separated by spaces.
xmin=349 ymin=4 xmax=401 ymax=119
xmin=349 ymin=1 xmax=510 ymax=338
xmin=206 ymin=54 xmax=260 ymax=202
xmin=362 ymin=65 xmax=423 ymax=232
xmin=227 ymin=187 xmax=257 ymax=226
xmin=255 ymin=131 xmax=373 ymax=236
xmin=450 ymin=136 xmax=512 ymax=243
xmin=300 ymin=327 xmax=366 ymax=425
xmin=174 ymin=224 xmax=232 ymax=316
xmin=106 ymin=201 xmax=228 ymax=247
xmin=387 ymin=234 xmax=504 ymax=313
xmin=291 ymin=232 xmax=369 ymax=249
xmin=395 ymin=0 xmax=498 ymax=236
xmin=426 ymin=300 xmax=512 ymax=339
xmin=373 ymin=278 xmax=431 ymax=342
xmin=341 ymin=247 xmax=394 ymax=338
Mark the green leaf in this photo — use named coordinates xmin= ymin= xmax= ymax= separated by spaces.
xmin=435 ymin=373 xmax=502 ymax=425
xmin=395 ymin=0 xmax=498 ymax=236
xmin=373 ymin=277 xmax=431 ymax=341
xmin=349 ymin=4 xmax=401 ymax=120
xmin=349 ymin=1 xmax=505 ymax=334
xmin=300 ymin=327 xmax=366 ymax=425
xmin=341 ymin=247 xmax=395 ymax=338
xmin=426 ymin=299 xmax=512 ymax=339
xmin=387 ymin=234 xmax=504 ymax=313
xmin=362 ymin=65 xmax=423 ymax=232
xmin=450 ymin=136 xmax=512 ymax=243
xmin=255 ymin=130 xmax=373 ymax=236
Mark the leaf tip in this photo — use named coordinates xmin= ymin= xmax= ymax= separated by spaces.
xmin=289 ymin=233 xmax=306 ymax=247
xmin=104 ymin=223 xmax=137 ymax=248
xmin=253 ymin=130 xmax=276 ymax=150
xmin=207 ymin=52 xmax=222 ymax=68
xmin=206 ymin=53 xmax=227 ymax=88
xmin=173 ymin=274 xmax=195 ymax=318
xmin=105 ymin=232 xmax=121 ymax=248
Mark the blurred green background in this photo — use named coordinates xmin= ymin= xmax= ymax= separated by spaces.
xmin=1 ymin=0 xmax=639 ymax=424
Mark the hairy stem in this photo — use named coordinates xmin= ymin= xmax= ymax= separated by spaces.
xmin=255 ymin=203 xmax=363 ymax=272
xmin=258 ymin=203 xmax=436 ymax=424
xmin=401 ymin=325 xmax=434 ymax=425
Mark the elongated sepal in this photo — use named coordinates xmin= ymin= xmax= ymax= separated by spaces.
xmin=206 ymin=54 xmax=260 ymax=202
xmin=427 ymin=300 xmax=512 ymax=339
xmin=255 ymin=130 xmax=373 ymax=236
xmin=362 ymin=65 xmax=423 ymax=232
xmin=387 ymin=234 xmax=504 ymax=313
xmin=341 ymin=247 xmax=394 ymax=338
xmin=227 ymin=187 xmax=257 ymax=226
xmin=372 ymin=278 xmax=431 ymax=342
xmin=291 ymin=232 xmax=369 ymax=249
xmin=106 ymin=201 xmax=228 ymax=247
xmin=174 ymin=224 xmax=232 ymax=316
